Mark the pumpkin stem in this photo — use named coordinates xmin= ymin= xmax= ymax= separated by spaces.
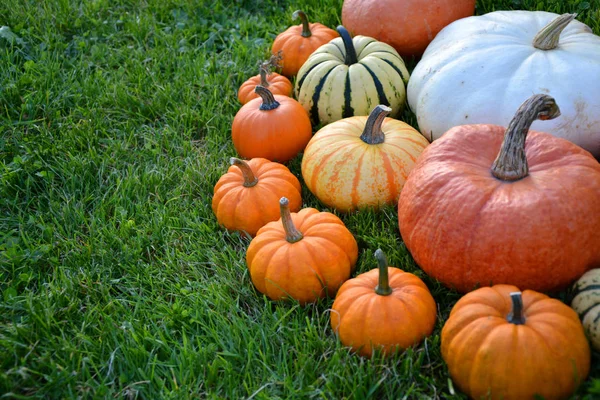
xmin=490 ymin=94 xmax=560 ymax=181
xmin=279 ymin=197 xmax=303 ymax=243
xmin=360 ymin=105 xmax=391 ymax=145
xmin=255 ymin=85 xmax=280 ymax=111
xmin=533 ymin=13 xmax=576 ymax=50
xmin=337 ymin=26 xmax=358 ymax=65
xmin=374 ymin=249 xmax=393 ymax=296
xmin=293 ymin=10 xmax=312 ymax=38
xmin=230 ymin=157 xmax=258 ymax=187
xmin=259 ymin=63 xmax=270 ymax=87
xmin=507 ymin=292 xmax=526 ymax=325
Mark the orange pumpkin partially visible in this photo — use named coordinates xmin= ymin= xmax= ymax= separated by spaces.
xmin=237 ymin=54 xmax=292 ymax=105
xmin=247 ymin=197 xmax=358 ymax=304
xmin=398 ymin=94 xmax=600 ymax=293
xmin=442 ymin=285 xmax=590 ymax=400
xmin=331 ymin=249 xmax=437 ymax=357
xmin=212 ymin=158 xmax=302 ymax=237
xmin=271 ymin=10 xmax=338 ymax=77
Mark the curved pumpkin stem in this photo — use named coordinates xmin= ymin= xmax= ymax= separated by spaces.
xmin=230 ymin=157 xmax=258 ymax=187
xmin=255 ymin=85 xmax=280 ymax=111
xmin=279 ymin=197 xmax=303 ymax=243
xmin=374 ymin=249 xmax=392 ymax=296
xmin=533 ymin=13 xmax=576 ymax=50
xmin=259 ymin=63 xmax=270 ymax=87
xmin=293 ymin=10 xmax=312 ymax=38
xmin=490 ymin=94 xmax=560 ymax=181
xmin=337 ymin=26 xmax=358 ymax=65
xmin=507 ymin=292 xmax=526 ymax=325
xmin=360 ymin=105 xmax=391 ymax=145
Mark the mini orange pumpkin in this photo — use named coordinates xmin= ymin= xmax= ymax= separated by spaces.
xmin=237 ymin=54 xmax=292 ymax=105
xmin=442 ymin=285 xmax=590 ymax=400
xmin=271 ymin=10 xmax=338 ymax=77
xmin=232 ymin=85 xmax=312 ymax=163
xmin=398 ymin=94 xmax=600 ymax=293
xmin=246 ymin=197 xmax=358 ymax=304
xmin=331 ymin=249 xmax=437 ymax=357
xmin=212 ymin=158 xmax=302 ymax=237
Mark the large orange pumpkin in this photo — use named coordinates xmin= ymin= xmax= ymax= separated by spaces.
xmin=232 ymin=85 xmax=312 ymax=163
xmin=330 ymin=249 xmax=437 ymax=357
xmin=442 ymin=285 xmax=590 ymax=400
xmin=341 ymin=0 xmax=476 ymax=57
xmin=247 ymin=197 xmax=358 ymax=305
xmin=302 ymin=105 xmax=429 ymax=212
xmin=271 ymin=10 xmax=338 ymax=77
xmin=212 ymin=157 xmax=302 ymax=237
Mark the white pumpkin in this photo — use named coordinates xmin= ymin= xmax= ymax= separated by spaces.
xmin=571 ymin=269 xmax=600 ymax=351
xmin=407 ymin=11 xmax=600 ymax=157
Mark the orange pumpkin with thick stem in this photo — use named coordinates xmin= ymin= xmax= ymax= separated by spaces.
xmin=398 ymin=94 xmax=600 ymax=293
xmin=271 ymin=10 xmax=338 ymax=77
xmin=330 ymin=249 xmax=436 ymax=357
xmin=237 ymin=55 xmax=292 ymax=105
xmin=442 ymin=285 xmax=590 ymax=400
xmin=212 ymin=158 xmax=302 ymax=237
xmin=246 ymin=197 xmax=358 ymax=305
xmin=232 ymin=85 xmax=312 ymax=163
xmin=341 ymin=0 xmax=476 ymax=57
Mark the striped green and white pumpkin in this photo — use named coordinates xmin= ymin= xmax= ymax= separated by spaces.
xmin=295 ymin=25 xmax=410 ymax=126
xmin=571 ymin=269 xmax=600 ymax=351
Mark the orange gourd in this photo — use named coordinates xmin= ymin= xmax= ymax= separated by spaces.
xmin=271 ymin=10 xmax=338 ymax=77
xmin=341 ymin=0 xmax=476 ymax=57
xmin=237 ymin=54 xmax=292 ymax=105
xmin=246 ymin=197 xmax=358 ymax=304
xmin=398 ymin=94 xmax=600 ymax=293
xmin=442 ymin=285 xmax=590 ymax=400
xmin=301 ymin=105 xmax=429 ymax=212
xmin=330 ymin=249 xmax=437 ymax=357
xmin=232 ymin=85 xmax=312 ymax=163
xmin=212 ymin=158 xmax=302 ymax=237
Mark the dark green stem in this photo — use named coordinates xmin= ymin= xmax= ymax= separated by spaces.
xmin=293 ymin=10 xmax=311 ymax=38
xmin=507 ymin=292 xmax=526 ymax=325
xmin=280 ymin=197 xmax=303 ymax=243
xmin=360 ymin=105 xmax=391 ymax=145
xmin=230 ymin=157 xmax=258 ymax=187
xmin=254 ymin=85 xmax=280 ymax=111
xmin=374 ymin=249 xmax=392 ymax=296
xmin=336 ymin=26 xmax=358 ymax=65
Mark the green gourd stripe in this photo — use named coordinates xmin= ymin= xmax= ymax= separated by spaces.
xmin=343 ymin=73 xmax=354 ymax=118
xmin=578 ymin=302 xmax=600 ymax=321
xmin=594 ymin=312 xmax=600 ymax=323
xmin=297 ymin=62 xmax=321 ymax=91
xmin=309 ymin=67 xmax=335 ymax=125
xmin=362 ymin=64 xmax=389 ymax=107
xmin=331 ymin=41 xmax=344 ymax=57
xmin=381 ymin=59 xmax=409 ymax=82
xmin=576 ymin=284 xmax=600 ymax=294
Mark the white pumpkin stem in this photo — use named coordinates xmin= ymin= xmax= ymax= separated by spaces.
xmin=374 ymin=249 xmax=392 ymax=296
xmin=360 ymin=105 xmax=391 ymax=145
xmin=293 ymin=10 xmax=312 ymax=38
xmin=337 ymin=25 xmax=358 ymax=65
xmin=254 ymin=85 xmax=280 ymax=111
xmin=507 ymin=292 xmax=526 ymax=325
xmin=491 ymin=94 xmax=560 ymax=181
xmin=279 ymin=197 xmax=303 ymax=243
xmin=533 ymin=13 xmax=576 ymax=50
xmin=230 ymin=157 xmax=258 ymax=187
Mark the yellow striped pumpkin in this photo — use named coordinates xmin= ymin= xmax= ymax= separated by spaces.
xmin=301 ymin=105 xmax=429 ymax=212
xmin=571 ymin=269 xmax=600 ymax=351
xmin=295 ymin=26 xmax=410 ymax=126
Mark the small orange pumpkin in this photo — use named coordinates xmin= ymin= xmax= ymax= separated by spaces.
xmin=442 ymin=285 xmax=590 ymax=400
xmin=212 ymin=158 xmax=302 ymax=237
xmin=331 ymin=249 xmax=437 ymax=357
xmin=271 ymin=10 xmax=338 ymax=77
xmin=232 ymin=85 xmax=312 ymax=163
xmin=237 ymin=54 xmax=292 ymax=105
xmin=246 ymin=197 xmax=358 ymax=304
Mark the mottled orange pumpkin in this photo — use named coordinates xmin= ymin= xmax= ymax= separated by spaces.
xmin=442 ymin=285 xmax=590 ymax=400
xmin=302 ymin=105 xmax=429 ymax=212
xmin=237 ymin=56 xmax=292 ymax=105
xmin=398 ymin=94 xmax=600 ymax=293
xmin=212 ymin=158 xmax=301 ymax=237
xmin=331 ymin=249 xmax=437 ymax=357
xmin=246 ymin=197 xmax=358 ymax=304
xmin=271 ymin=10 xmax=338 ymax=77
xmin=232 ymin=85 xmax=312 ymax=163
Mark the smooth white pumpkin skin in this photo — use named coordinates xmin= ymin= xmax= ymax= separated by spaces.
xmin=407 ymin=11 xmax=600 ymax=157
xmin=571 ymin=269 xmax=600 ymax=351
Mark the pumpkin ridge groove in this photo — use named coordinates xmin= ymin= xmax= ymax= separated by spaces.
xmin=380 ymin=58 xmax=409 ymax=83
xmin=296 ymin=62 xmax=322 ymax=92
xmin=361 ymin=64 xmax=390 ymax=107
xmin=310 ymin=67 xmax=335 ymax=124
xmin=343 ymin=72 xmax=354 ymax=118
xmin=575 ymin=284 xmax=600 ymax=293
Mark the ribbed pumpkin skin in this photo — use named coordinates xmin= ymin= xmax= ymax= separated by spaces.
xmin=247 ymin=208 xmax=358 ymax=304
xmin=302 ymin=116 xmax=429 ymax=212
xmin=212 ymin=158 xmax=302 ymax=237
xmin=295 ymin=36 xmax=410 ymax=126
xmin=398 ymin=125 xmax=600 ymax=293
xmin=237 ymin=73 xmax=292 ymax=105
xmin=442 ymin=285 xmax=590 ymax=400
xmin=571 ymin=269 xmax=600 ymax=351
xmin=331 ymin=267 xmax=436 ymax=357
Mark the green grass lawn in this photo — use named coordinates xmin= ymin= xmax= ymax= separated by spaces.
xmin=1 ymin=0 xmax=599 ymax=398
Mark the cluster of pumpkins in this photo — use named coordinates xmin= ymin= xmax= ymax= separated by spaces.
xmin=212 ymin=2 xmax=600 ymax=399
